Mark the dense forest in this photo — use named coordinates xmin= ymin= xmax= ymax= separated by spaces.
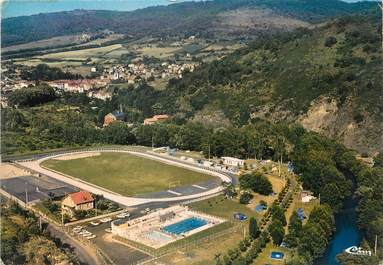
xmin=144 ymin=13 xmax=381 ymax=154
xmin=1 ymin=0 xmax=376 ymax=47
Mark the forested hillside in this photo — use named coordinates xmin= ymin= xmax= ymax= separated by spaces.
xmin=1 ymin=0 xmax=376 ymax=47
xmin=147 ymin=12 xmax=382 ymax=154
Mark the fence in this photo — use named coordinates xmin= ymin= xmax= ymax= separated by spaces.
xmin=114 ymin=222 xmax=241 ymax=260
xmin=65 ymin=226 xmax=115 ymax=265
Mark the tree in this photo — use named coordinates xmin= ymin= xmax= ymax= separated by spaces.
xmin=373 ymin=152 xmax=383 ymax=168
xmin=336 ymin=253 xmax=379 ymax=265
xmin=249 ymin=217 xmax=260 ymax=239
xmin=73 ymin=210 xmax=87 ymax=219
xmin=284 ymin=211 xmax=302 ymax=247
xmin=239 ymin=173 xmax=273 ymax=195
xmin=298 ymin=205 xmax=335 ymax=262
xmin=269 ymin=219 xmax=285 ymax=245
xmin=222 ymin=182 xmax=237 ymax=199
xmin=239 ymin=191 xmax=253 ymax=204
xmin=8 ymin=84 xmax=57 ymax=107
xmin=324 ymin=36 xmax=337 ymax=47
xmin=271 ymin=203 xmax=287 ymax=226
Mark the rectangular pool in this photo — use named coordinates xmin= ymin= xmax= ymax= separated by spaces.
xmin=163 ymin=217 xmax=208 ymax=235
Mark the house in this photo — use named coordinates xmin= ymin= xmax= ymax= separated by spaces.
xmin=143 ymin=114 xmax=169 ymax=125
xmin=222 ymin=157 xmax=245 ymax=167
xmin=300 ymin=190 xmax=316 ymax=203
xmin=62 ymin=191 xmax=94 ymax=215
xmin=103 ymin=110 xmax=125 ymax=126
xmin=88 ymin=90 xmax=111 ymax=101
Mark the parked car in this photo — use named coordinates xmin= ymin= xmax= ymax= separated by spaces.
xmin=85 ymin=234 xmax=96 ymax=239
xmin=90 ymin=221 xmax=100 ymax=226
xmin=78 ymin=230 xmax=88 ymax=235
xmin=73 ymin=226 xmax=82 ymax=233
xmin=116 ymin=212 xmax=130 ymax=219
xmin=81 ymin=231 xmax=92 ymax=237
xmin=100 ymin=217 xmax=112 ymax=223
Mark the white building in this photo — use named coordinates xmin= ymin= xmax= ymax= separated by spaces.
xmin=222 ymin=157 xmax=245 ymax=167
xmin=300 ymin=191 xmax=316 ymax=203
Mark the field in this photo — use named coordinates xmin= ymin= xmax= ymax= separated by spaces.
xmin=189 ymin=195 xmax=261 ymax=222
xmin=252 ymin=242 xmax=291 ymax=265
xmin=41 ymin=152 xmax=213 ymax=196
xmin=137 ymin=46 xmax=180 ymax=59
xmin=38 ymin=44 xmax=122 ymax=60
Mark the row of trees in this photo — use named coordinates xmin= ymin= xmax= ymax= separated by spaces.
xmin=7 ymin=84 xmax=57 ymax=107
xmin=21 ymin=64 xmax=83 ymax=81
xmin=286 ymin=205 xmax=335 ymax=265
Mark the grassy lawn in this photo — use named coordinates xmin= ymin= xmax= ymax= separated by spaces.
xmin=252 ymin=242 xmax=291 ymax=265
xmin=41 ymin=152 xmax=213 ymax=196
xmin=189 ymin=195 xmax=262 ymax=222
xmin=285 ymin=194 xmax=319 ymax=227
xmin=146 ymin=225 xmax=244 ymax=265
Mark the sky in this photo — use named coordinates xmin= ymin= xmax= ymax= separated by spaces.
xmin=1 ymin=0 xmax=199 ymax=18
xmin=1 ymin=0 xmax=378 ymax=19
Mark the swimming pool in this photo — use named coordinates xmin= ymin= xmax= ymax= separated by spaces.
xmin=163 ymin=217 xmax=208 ymax=235
xmin=270 ymin=251 xmax=284 ymax=259
xmin=146 ymin=230 xmax=173 ymax=244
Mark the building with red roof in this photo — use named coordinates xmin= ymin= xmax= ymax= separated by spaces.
xmin=62 ymin=190 xmax=94 ymax=215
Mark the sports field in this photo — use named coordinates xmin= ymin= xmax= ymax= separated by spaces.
xmin=41 ymin=152 xmax=213 ymax=196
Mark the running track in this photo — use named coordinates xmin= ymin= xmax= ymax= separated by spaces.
xmin=17 ymin=150 xmax=233 ymax=207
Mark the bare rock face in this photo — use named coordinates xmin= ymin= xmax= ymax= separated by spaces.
xmin=215 ymin=8 xmax=311 ymax=33
xmin=299 ymin=97 xmax=338 ymax=136
xmin=299 ymin=96 xmax=383 ymax=154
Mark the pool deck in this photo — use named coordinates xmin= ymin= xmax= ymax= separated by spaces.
xmin=111 ymin=205 xmax=225 ymax=249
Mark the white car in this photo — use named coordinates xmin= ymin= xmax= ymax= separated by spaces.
xmin=116 ymin=212 xmax=130 ymax=219
xmin=79 ymin=230 xmax=90 ymax=236
xmin=105 ymin=228 xmax=111 ymax=233
xmin=90 ymin=221 xmax=100 ymax=226
xmin=85 ymin=234 xmax=96 ymax=239
xmin=82 ymin=232 xmax=92 ymax=237
xmin=100 ymin=217 xmax=112 ymax=223
xmin=73 ymin=226 xmax=82 ymax=232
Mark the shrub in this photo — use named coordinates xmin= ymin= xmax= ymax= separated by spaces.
xmin=324 ymin=36 xmax=337 ymax=47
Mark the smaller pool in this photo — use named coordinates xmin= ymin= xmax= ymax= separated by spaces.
xmin=255 ymin=204 xmax=267 ymax=212
xmin=270 ymin=251 xmax=284 ymax=260
xmin=146 ymin=230 xmax=172 ymax=243
xmin=163 ymin=217 xmax=208 ymax=235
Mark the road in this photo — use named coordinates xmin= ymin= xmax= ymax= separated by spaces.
xmin=18 ymin=149 xmax=234 ymax=207
xmin=46 ymin=222 xmax=100 ymax=265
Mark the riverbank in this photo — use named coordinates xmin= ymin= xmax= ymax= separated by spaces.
xmin=314 ymin=198 xmax=361 ymax=265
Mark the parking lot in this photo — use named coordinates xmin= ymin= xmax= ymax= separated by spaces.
xmin=1 ymin=175 xmax=78 ymax=203
xmin=71 ymin=207 xmax=156 ymax=265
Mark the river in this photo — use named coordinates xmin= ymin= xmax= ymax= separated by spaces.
xmin=314 ymin=198 xmax=362 ymax=265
